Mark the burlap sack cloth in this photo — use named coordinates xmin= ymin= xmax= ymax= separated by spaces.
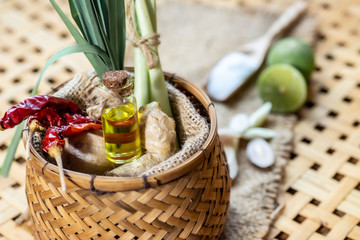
xmin=125 ymin=1 xmax=316 ymax=239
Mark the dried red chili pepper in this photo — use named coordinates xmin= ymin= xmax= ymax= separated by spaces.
xmin=0 ymin=95 xmax=81 ymax=130
xmin=0 ymin=95 xmax=102 ymax=191
xmin=35 ymin=112 xmax=101 ymax=192
xmin=40 ymin=112 xmax=101 ymax=152
xmin=28 ymin=108 xmax=64 ymax=128
xmin=63 ymin=113 xmax=101 ymax=125
xmin=42 ymin=122 xmax=102 ymax=153
xmin=41 ymin=120 xmax=102 ymax=192
xmin=20 ymin=105 xmax=102 ymax=153
xmin=22 ymin=102 xmax=82 ymax=162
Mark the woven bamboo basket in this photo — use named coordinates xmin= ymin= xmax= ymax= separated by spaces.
xmin=24 ymin=71 xmax=231 ymax=240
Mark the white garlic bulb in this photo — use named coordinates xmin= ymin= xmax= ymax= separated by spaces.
xmin=246 ymin=138 xmax=274 ymax=168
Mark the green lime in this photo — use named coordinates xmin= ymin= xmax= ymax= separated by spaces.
xmin=266 ymin=37 xmax=315 ymax=80
xmin=257 ymin=64 xmax=307 ymax=114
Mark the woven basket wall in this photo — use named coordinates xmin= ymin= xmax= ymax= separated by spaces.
xmin=24 ymin=73 xmax=231 ymax=240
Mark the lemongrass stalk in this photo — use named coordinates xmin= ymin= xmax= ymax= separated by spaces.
xmin=134 ymin=0 xmax=153 ymax=47
xmin=134 ymin=0 xmax=173 ymax=118
xmin=148 ymin=0 xmax=156 ymax=32
xmin=148 ymin=66 xmax=173 ymax=118
xmin=134 ymin=48 xmax=150 ymax=107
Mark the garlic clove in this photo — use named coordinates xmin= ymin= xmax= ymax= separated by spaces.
xmin=224 ymin=145 xmax=239 ymax=179
xmin=219 ymin=133 xmax=239 ymax=179
xmin=229 ymin=113 xmax=250 ymax=134
xmin=242 ymin=128 xmax=276 ymax=140
xmin=246 ymin=138 xmax=274 ymax=168
xmin=218 ymin=127 xmax=242 ymax=138
xmin=249 ymin=102 xmax=272 ymax=127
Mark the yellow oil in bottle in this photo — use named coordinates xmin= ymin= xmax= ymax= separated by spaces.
xmin=101 ymin=102 xmax=141 ymax=164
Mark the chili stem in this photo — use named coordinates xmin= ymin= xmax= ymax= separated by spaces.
xmin=26 ymin=121 xmax=45 ymax=160
xmin=49 ymin=147 xmax=66 ymax=192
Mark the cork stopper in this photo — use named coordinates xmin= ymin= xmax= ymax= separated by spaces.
xmin=102 ymin=70 xmax=128 ymax=89
xmin=102 ymin=70 xmax=133 ymax=97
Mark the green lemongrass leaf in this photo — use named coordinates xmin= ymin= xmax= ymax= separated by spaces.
xmin=69 ymin=0 xmax=84 ymax=34
xmin=134 ymin=48 xmax=150 ymax=107
xmin=76 ymin=1 xmax=107 ymax=51
xmin=96 ymin=0 xmax=109 ymax=36
xmin=36 ymin=44 xmax=111 ymax=89
xmin=50 ymin=0 xmax=85 ymax=43
xmin=0 ymin=122 xmax=24 ymax=177
xmin=50 ymin=0 xmax=108 ymax=78
xmin=69 ymin=1 xmax=93 ymax=43
xmin=108 ymin=0 xmax=126 ymax=70
xmin=91 ymin=0 xmax=116 ymax=70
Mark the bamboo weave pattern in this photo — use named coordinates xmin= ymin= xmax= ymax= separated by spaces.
xmin=26 ymin=134 xmax=230 ymax=240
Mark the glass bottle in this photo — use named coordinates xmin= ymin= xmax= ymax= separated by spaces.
xmin=101 ymin=71 xmax=141 ymax=164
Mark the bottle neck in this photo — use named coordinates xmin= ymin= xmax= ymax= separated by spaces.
xmin=113 ymin=77 xmax=134 ymax=98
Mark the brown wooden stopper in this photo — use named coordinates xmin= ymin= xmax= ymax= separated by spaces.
xmin=102 ymin=71 xmax=128 ymax=89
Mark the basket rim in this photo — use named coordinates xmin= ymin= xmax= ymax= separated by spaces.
xmin=25 ymin=70 xmax=218 ymax=191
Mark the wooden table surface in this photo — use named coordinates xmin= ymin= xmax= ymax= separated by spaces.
xmin=0 ymin=0 xmax=360 ymax=239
